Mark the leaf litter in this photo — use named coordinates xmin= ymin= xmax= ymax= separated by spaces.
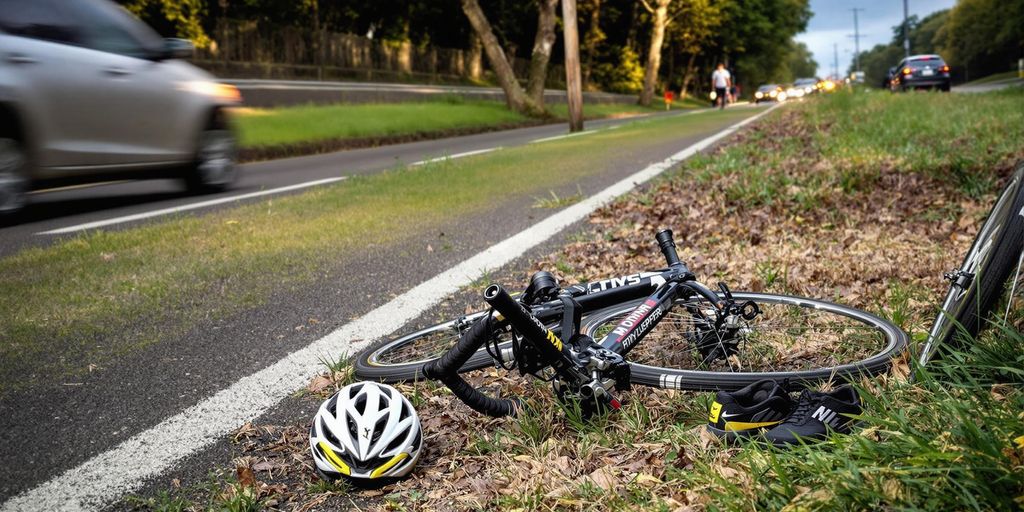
xmin=137 ymin=100 xmax=1023 ymax=511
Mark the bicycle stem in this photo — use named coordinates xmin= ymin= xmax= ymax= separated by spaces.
xmin=483 ymin=284 xmax=592 ymax=384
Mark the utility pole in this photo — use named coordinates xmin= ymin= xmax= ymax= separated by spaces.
xmin=902 ymin=0 xmax=911 ymax=59
xmin=561 ymin=0 xmax=584 ymax=132
xmin=833 ymin=43 xmax=839 ymax=80
xmin=848 ymin=8 xmax=865 ymax=73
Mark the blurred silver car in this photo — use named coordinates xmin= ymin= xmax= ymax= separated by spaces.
xmin=0 ymin=0 xmax=242 ymax=215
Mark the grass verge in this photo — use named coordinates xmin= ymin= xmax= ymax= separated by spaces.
xmin=0 ymin=107 xmax=753 ymax=396
xmin=235 ymin=99 xmax=684 ymax=161
xmin=962 ymin=70 xmax=1020 ymax=86
xmin=133 ymin=90 xmax=1024 ymax=510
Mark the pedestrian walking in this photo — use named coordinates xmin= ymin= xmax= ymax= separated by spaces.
xmin=711 ymin=63 xmax=731 ymax=110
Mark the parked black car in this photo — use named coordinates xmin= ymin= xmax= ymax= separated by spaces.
xmin=890 ymin=55 xmax=951 ymax=92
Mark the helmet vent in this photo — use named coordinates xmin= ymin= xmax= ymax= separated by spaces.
xmin=326 ymin=393 xmax=340 ymax=416
xmin=372 ymin=416 xmax=387 ymax=443
xmin=321 ymin=417 xmax=341 ymax=448
xmin=383 ymin=430 xmax=406 ymax=454
xmin=347 ymin=415 xmax=359 ymax=440
xmin=399 ymin=402 xmax=411 ymax=422
xmin=354 ymin=394 xmax=368 ymax=416
xmin=411 ymin=428 xmax=422 ymax=450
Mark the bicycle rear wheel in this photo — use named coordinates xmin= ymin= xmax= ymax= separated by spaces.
xmin=918 ymin=163 xmax=1024 ymax=366
xmin=582 ymin=292 xmax=907 ymax=391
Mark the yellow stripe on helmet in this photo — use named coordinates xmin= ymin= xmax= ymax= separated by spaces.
xmin=318 ymin=441 xmax=351 ymax=476
xmin=370 ymin=452 xmax=409 ymax=479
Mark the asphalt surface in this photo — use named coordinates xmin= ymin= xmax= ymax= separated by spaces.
xmin=952 ymin=76 xmax=1024 ymax=93
xmin=0 ymin=104 xmax=766 ymax=506
xmin=226 ymin=78 xmax=638 ymax=107
xmin=0 ymin=109 xmax=687 ymax=259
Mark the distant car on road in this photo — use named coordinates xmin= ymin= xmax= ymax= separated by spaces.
xmin=0 ymin=0 xmax=243 ymax=215
xmin=793 ymin=78 xmax=820 ymax=96
xmin=883 ymin=67 xmax=897 ymax=89
xmin=753 ymin=84 xmax=786 ymax=103
xmin=890 ymin=55 xmax=952 ymax=92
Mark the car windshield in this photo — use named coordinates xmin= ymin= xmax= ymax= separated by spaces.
xmin=757 ymin=85 xmax=777 ymax=92
xmin=794 ymin=79 xmax=816 ymax=86
xmin=908 ymin=58 xmax=945 ymax=69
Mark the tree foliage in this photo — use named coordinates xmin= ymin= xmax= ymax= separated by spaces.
xmin=936 ymin=0 xmax=1024 ymax=79
xmin=853 ymin=0 xmax=1022 ymax=86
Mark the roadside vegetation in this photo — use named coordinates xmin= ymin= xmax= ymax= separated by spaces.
xmin=234 ymin=99 xmax=686 ymax=161
xmin=129 ymin=89 xmax=1024 ymax=510
xmin=0 ymin=108 xmax=751 ymax=397
xmin=962 ymin=70 xmax=1020 ymax=86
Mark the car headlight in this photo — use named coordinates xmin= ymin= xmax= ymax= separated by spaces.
xmin=778 ymin=92 xmax=788 ymax=101
xmin=178 ymin=81 xmax=243 ymax=103
xmin=709 ymin=91 xmax=717 ymax=100
xmin=754 ymin=91 xmax=763 ymax=99
xmin=805 ymin=87 xmax=813 ymax=93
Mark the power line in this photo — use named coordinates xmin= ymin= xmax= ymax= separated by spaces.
xmin=848 ymin=8 xmax=866 ymax=73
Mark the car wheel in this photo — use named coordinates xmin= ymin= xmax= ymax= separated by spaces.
xmin=0 ymin=138 xmax=28 ymax=216
xmin=185 ymin=123 xmax=237 ymax=193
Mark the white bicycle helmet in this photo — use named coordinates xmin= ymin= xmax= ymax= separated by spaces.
xmin=309 ymin=381 xmax=422 ymax=482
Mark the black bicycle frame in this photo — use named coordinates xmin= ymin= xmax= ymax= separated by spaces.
xmin=484 ymin=230 xmax=722 ymax=386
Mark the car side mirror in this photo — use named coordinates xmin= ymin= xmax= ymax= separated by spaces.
xmin=160 ymin=38 xmax=194 ymax=60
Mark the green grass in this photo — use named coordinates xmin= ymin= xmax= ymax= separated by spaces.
xmin=0 ymin=107 xmax=754 ymax=395
xmin=672 ymin=329 xmax=1024 ymax=511
xmin=236 ymin=99 xmax=683 ymax=150
xmin=963 ymin=70 xmax=1020 ymax=86
xmin=686 ymin=88 xmax=1024 ymax=210
xmin=235 ymin=99 xmax=528 ymax=148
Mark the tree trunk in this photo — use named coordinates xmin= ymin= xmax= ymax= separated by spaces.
xmin=639 ymin=0 xmax=670 ymax=106
xmin=562 ymin=0 xmax=584 ymax=131
xmin=468 ymin=35 xmax=483 ymax=80
xmin=680 ymin=52 xmax=696 ymax=98
xmin=461 ymin=0 xmax=542 ymax=116
xmin=527 ymin=0 xmax=560 ymax=108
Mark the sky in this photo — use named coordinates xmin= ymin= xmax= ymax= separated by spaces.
xmin=795 ymin=0 xmax=956 ymax=78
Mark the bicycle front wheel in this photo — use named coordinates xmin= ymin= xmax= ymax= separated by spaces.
xmin=918 ymin=163 xmax=1024 ymax=367
xmin=582 ymin=292 xmax=907 ymax=391
xmin=353 ymin=312 xmax=500 ymax=383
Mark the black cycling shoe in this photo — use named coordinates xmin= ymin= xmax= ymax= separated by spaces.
xmin=706 ymin=379 xmax=793 ymax=440
xmin=763 ymin=386 xmax=862 ymax=446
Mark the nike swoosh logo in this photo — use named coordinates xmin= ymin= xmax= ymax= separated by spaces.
xmin=720 ymin=411 xmax=743 ymax=419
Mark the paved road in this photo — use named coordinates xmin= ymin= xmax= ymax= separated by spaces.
xmin=227 ymin=78 xmax=637 ymax=107
xmin=953 ymin=77 xmax=1024 ymax=93
xmin=0 ymin=110 xmax=688 ymax=259
xmin=0 ymin=104 xmax=769 ymax=507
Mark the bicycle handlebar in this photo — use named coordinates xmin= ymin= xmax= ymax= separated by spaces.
xmin=421 ymin=314 xmax=520 ymax=417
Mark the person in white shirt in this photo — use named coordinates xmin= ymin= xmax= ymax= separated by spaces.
xmin=711 ymin=64 xmax=732 ymax=109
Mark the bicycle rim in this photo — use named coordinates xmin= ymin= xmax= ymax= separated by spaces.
xmin=353 ymin=312 xmax=498 ymax=383
xmin=919 ymin=164 xmax=1024 ymax=366
xmin=583 ymin=292 xmax=907 ymax=391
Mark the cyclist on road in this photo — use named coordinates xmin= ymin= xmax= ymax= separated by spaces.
xmin=711 ymin=63 xmax=731 ymax=110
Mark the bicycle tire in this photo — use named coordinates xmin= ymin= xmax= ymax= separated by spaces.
xmin=918 ymin=163 xmax=1024 ymax=366
xmin=582 ymin=292 xmax=908 ymax=391
xmin=353 ymin=312 xmax=499 ymax=383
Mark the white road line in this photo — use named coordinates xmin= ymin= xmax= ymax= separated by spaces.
xmin=409 ymin=147 xmax=500 ymax=166
xmin=529 ymin=130 xmax=595 ymax=144
xmin=0 ymin=104 xmax=779 ymax=512
xmin=36 ymin=177 xmax=348 ymax=236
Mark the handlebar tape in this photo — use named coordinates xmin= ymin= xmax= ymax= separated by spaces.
xmin=421 ymin=314 xmax=520 ymax=417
